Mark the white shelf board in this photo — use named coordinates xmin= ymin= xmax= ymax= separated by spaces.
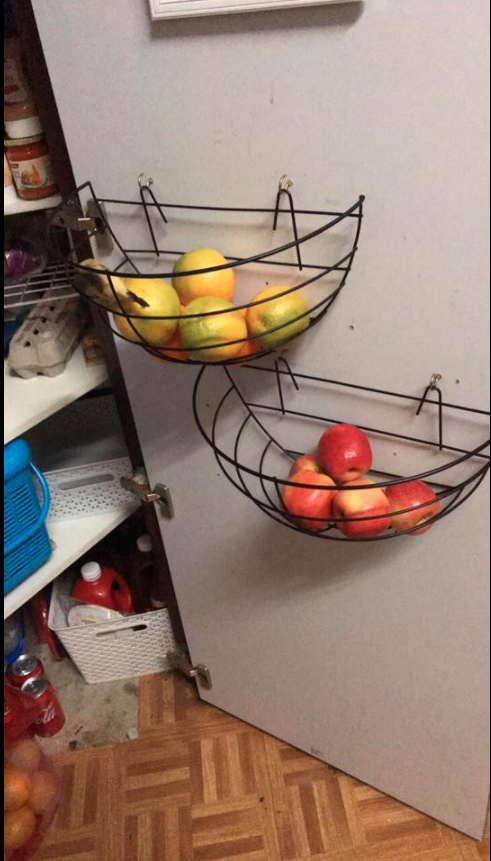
xmin=4 ymin=192 xmax=62 ymax=217
xmin=4 ymin=345 xmax=109 ymax=444
xmin=4 ymin=502 xmax=139 ymax=619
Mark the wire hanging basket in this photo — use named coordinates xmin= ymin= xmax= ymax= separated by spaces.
xmin=53 ymin=176 xmax=365 ymax=366
xmin=192 ymin=360 xmax=490 ymax=542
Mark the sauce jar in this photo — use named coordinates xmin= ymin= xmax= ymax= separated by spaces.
xmin=4 ymin=135 xmax=57 ymax=200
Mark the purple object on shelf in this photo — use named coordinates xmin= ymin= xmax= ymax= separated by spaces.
xmin=4 ymin=240 xmax=46 ymax=281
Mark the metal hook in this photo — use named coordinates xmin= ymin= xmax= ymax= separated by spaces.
xmin=278 ymin=175 xmax=293 ymax=192
xmin=416 ymin=373 xmax=444 ymax=450
xmin=137 ymin=174 xmax=167 ymax=256
xmin=138 ymin=173 xmax=154 ymax=190
xmin=275 ymin=356 xmax=300 ymax=415
xmin=272 ymin=175 xmax=303 ymax=271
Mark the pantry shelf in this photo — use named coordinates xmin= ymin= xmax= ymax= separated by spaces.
xmin=4 ymin=192 xmax=62 ymax=217
xmin=4 ymin=501 xmax=139 ymax=620
xmin=4 ymin=344 xmax=109 ymax=444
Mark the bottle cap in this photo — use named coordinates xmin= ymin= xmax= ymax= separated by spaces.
xmin=80 ymin=561 xmax=102 ymax=582
xmin=4 ymin=116 xmax=43 ymax=139
xmin=137 ymin=535 xmax=153 ymax=553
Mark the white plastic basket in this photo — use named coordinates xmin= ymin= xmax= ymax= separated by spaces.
xmin=45 ymin=458 xmax=133 ymax=521
xmin=49 ymin=574 xmax=177 ymax=684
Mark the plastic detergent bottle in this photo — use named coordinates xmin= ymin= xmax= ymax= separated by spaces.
xmin=71 ymin=561 xmax=133 ymax=614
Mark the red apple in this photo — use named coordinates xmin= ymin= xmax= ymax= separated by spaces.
xmin=385 ymin=479 xmax=440 ymax=535
xmin=289 ymin=452 xmax=322 ymax=478
xmin=332 ymin=476 xmax=391 ymax=538
xmin=317 ymin=423 xmax=372 ymax=483
xmin=281 ymin=470 xmax=337 ymax=532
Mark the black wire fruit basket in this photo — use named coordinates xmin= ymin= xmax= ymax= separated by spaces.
xmin=53 ymin=175 xmax=365 ymax=366
xmin=192 ymin=360 xmax=490 ymax=542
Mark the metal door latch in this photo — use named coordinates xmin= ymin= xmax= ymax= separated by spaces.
xmin=166 ymin=651 xmax=212 ymax=690
xmin=121 ymin=469 xmax=174 ymax=518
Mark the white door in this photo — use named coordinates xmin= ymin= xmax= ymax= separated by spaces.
xmin=34 ymin=0 xmax=490 ymax=838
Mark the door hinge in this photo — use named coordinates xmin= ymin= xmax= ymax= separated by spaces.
xmin=52 ymin=198 xmax=106 ymax=236
xmin=166 ymin=651 xmax=212 ymax=690
xmin=121 ymin=468 xmax=174 ymax=518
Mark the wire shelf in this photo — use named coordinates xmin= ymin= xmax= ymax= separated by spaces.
xmin=192 ymin=360 xmax=490 ymax=542
xmin=4 ymin=262 xmax=77 ymax=311
xmin=52 ymin=175 xmax=365 ymax=366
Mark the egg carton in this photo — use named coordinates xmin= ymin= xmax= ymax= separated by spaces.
xmin=7 ymin=289 xmax=87 ymax=378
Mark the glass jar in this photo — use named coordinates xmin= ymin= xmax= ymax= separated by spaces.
xmin=4 ymin=135 xmax=57 ymax=200
xmin=4 ymin=36 xmax=43 ymax=139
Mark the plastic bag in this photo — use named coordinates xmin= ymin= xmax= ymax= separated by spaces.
xmin=4 ymin=685 xmax=60 ymax=860
xmin=4 ymin=240 xmax=46 ymax=282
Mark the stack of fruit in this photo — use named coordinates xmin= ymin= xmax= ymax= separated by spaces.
xmin=4 ymin=738 xmax=59 ymax=858
xmin=75 ymin=248 xmax=311 ymax=363
xmin=281 ymin=424 xmax=440 ymax=539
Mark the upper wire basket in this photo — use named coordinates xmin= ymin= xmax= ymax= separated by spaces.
xmin=53 ymin=176 xmax=365 ymax=366
xmin=192 ymin=360 xmax=490 ymax=542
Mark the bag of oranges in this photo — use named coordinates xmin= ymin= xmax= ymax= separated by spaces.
xmin=4 ymin=684 xmax=60 ymax=860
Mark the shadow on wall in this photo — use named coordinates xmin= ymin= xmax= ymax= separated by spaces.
xmin=149 ymin=0 xmax=364 ymax=40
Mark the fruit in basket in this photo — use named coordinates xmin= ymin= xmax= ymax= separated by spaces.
xmin=4 ymin=806 xmax=36 ymax=850
xmin=289 ymin=453 xmax=322 ymax=477
xmin=4 ymin=765 xmax=31 ymax=812
xmin=156 ymin=329 xmax=189 ymax=363
xmin=114 ymin=278 xmax=180 ymax=347
xmin=29 ymin=770 xmax=59 ymax=815
xmin=75 ymin=258 xmax=127 ymax=310
xmin=234 ymin=338 xmax=263 ymax=363
xmin=172 ymin=248 xmax=234 ymax=305
xmin=7 ymin=740 xmax=41 ymax=774
xmin=246 ymin=286 xmax=310 ymax=349
xmin=179 ymin=296 xmax=248 ymax=362
xmin=317 ymin=423 xmax=372 ymax=484
xmin=332 ymin=476 xmax=391 ymax=539
xmin=385 ymin=480 xmax=440 ymax=535
xmin=282 ymin=470 xmax=336 ymax=532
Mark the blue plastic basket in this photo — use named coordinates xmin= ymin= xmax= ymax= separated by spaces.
xmin=4 ymin=439 xmax=51 ymax=596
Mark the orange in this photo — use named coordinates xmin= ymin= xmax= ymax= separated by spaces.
xmin=114 ymin=278 xmax=180 ymax=347
xmin=172 ymin=248 xmax=234 ymax=305
xmin=246 ymin=285 xmax=310 ymax=349
xmin=153 ymin=329 xmax=189 ymax=363
xmin=179 ymin=297 xmax=247 ymax=362
xmin=7 ymin=740 xmax=41 ymax=774
xmin=29 ymin=770 xmax=59 ymax=815
xmin=234 ymin=338 xmax=263 ymax=364
xmin=4 ymin=765 xmax=31 ymax=812
xmin=4 ymin=806 xmax=36 ymax=849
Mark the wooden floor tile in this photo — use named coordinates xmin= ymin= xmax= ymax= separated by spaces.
xmin=36 ymin=674 xmax=489 ymax=861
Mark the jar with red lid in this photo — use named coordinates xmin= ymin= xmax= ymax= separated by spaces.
xmin=4 ymin=135 xmax=57 ymax=200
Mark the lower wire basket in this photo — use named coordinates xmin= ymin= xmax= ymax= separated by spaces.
xmin=192 ymin=361 xmax=490 ymax=542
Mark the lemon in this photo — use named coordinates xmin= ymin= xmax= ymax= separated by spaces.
xmin=172 ymin=248 xmax=234 ymax=305
xmin=179 ymin=296 xmax=247 ymax=362
xmin=114 ymin=278 xmax=180 ymax=347
xmin=246 ymin=286 xmax=310 ymax=349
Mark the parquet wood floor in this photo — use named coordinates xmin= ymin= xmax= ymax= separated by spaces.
xmin=37 ymin=674 xmax=490 ymax=861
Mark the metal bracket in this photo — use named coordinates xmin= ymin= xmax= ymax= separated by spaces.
xmin=166 ymin=651 xmax=212 ymax=690
xmin=120 ymin=468 xmax=174 ymax=518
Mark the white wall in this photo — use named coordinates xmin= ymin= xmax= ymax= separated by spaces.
xmin=33 ymin=0 xmax=490 ymax=838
